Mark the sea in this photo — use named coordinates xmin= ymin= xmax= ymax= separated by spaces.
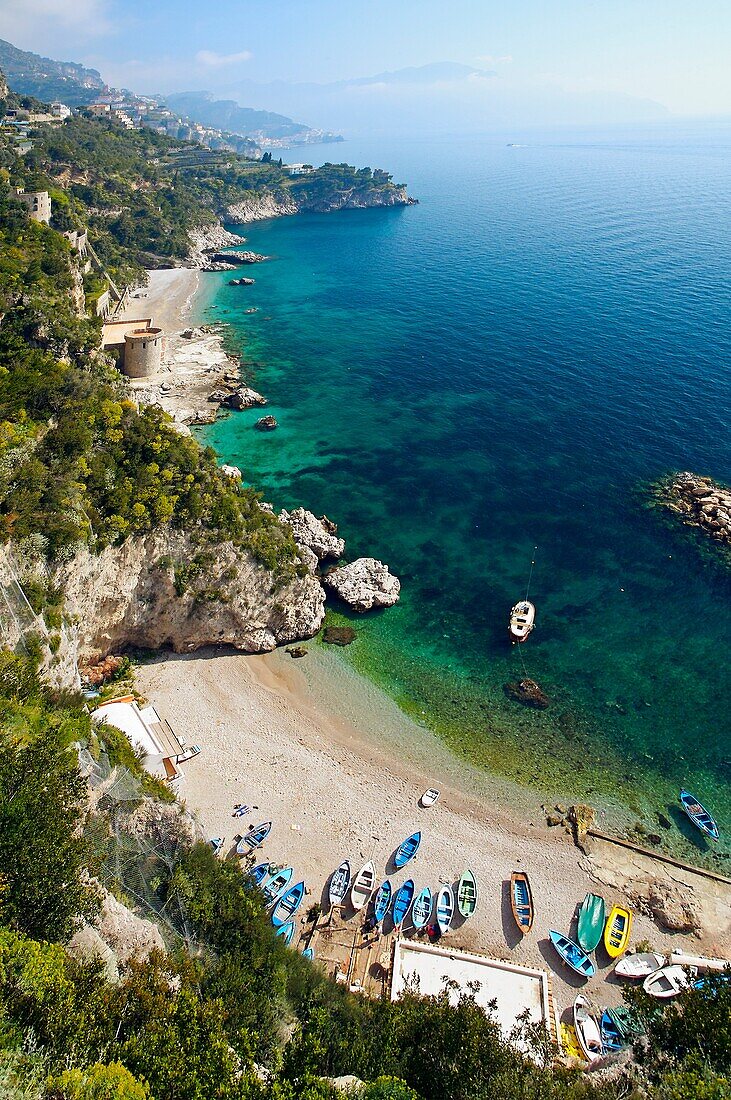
xmin=195 ymin=123 xmax=731 ymax=870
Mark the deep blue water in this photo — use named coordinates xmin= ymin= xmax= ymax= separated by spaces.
xmin=198 ymin=126 xmax=731 ymax=865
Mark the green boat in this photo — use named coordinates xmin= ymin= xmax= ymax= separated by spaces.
xmin=577 ymin=892 xmax=606 ymax=953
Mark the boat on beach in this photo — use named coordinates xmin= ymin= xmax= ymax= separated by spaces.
xmin=210 ymin=837 xmax=225 ymax=855
xmin=411 ymin=886 xmax=432 ymax=930
xmin=456 ymin=869 xmax=478 ymax=918
xmin=614 ymin=951 xmax=665 ymax=979
xmin=643 ymin=964 xmax=693 ymax=999
xmin=262 ymin=866 xmax=293 ymax=905
xmin=509 ymin=600 xmax=536 ymax=643
xmin=302 ymin=947 xmax=314 ymax=960
xmin=549 ymin=930 xmax=595 ymax=978
xmin=373 ymin=880 xmax=392 ymax=925
xmin=328 ymin=860 xmax=351 ymax=907
xmin=679 ymin=789 xmax=720 ymax=840
xmin=510 ymin=871 xmax=534 ymax=934
xmin=236 ymin=820 xmax=272 ymax=853
xmin=599 ymin=1009 xmax=624 ymax=1053
xmin=393 ymin=831 xmax=422 ymax=869
xmin=435 ymin=884 xmax=455 ymax=935
xmin=276 ymin=920 xmax=295 ymax=946
xmin=247 ymin=861 xmax=270 ymax=886
xmin=603 ymin=905 xmax=632 ymax=958
xmin=271 ymin=880 xmax=306 ymax=927
xmin=392 ymin=878 xmax=415 ymax=929
xmin=350 ymin=860 xmax=376 ymax=911
xmin=420 ymin=788 xmax=440 ymax=808
xmin=577 ymin=892 xmax=606 ymax=953
xmin=573 ymin=996 xmax=603 ymax=1062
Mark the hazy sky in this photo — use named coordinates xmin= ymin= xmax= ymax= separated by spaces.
xmin=2 ymin=0 xmax=730 ymax=126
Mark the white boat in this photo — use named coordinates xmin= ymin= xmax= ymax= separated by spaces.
xmin=509 ymin=600 xmax=535 ymax=643
xmin=420 ymin=788 xmax=440 ymax=808
xmin=614 ymin=952 xmax=666 ymax=980
xmin=643 ymin=965 xmax=694 ymax=999
xmin=350 ymin=860 xmax=375 ymax=911
xmin=670 ymin=950 xmax=731 ymax=973
xmin=573 ymin=995 xmax=603 ymax=1063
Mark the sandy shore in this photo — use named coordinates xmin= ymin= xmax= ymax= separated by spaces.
xmin=136 ymin=644 xmax=731 ymax=1018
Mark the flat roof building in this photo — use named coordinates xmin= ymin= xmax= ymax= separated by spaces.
xmin=90 ymin=694 xmax=199 ymax=787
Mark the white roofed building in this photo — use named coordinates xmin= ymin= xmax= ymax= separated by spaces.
xmin=90 ymin=694 xmax=200 ymax=788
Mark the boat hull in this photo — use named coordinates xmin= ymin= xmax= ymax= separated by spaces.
xmin=604 ymin=906 xmax=632 ymax=958
xmin=510 ymin=871 xmax=534 ymax=933
xmin=394 ymin=831 xmax=422 ymax=869
xmin=577 ymin=893 xmax=606 ymax=953
xmin=328 ymin=860 xmax=351 ymax=907
xmin=392 ymin=879 xmax=415 ymax=928
xmin=457 ymin=869 xmax=478 ymax=917
xmin=680 ymin=789 xmax=720 ymax=840
xmin=271 ymin=881 xmax=305 ymax=928
xmin=435 ymin=885 xmax=454 ymax=935
xmin=411 ymin=887 xmax=432 ymax=930
xmin=373 ymin=880 xmax=392 ymax=925
xmin=549 ymin=930 xmax=595 ymax=978
xmin=351 ymin=861 xmax=375 ymax=911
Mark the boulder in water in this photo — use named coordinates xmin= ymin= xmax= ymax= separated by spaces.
xmin=323 ymin=558 xmax=400 ymax=612
xmin=504 ymin=678 xmax=549 ymax=709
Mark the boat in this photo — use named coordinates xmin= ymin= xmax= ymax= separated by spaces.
xmin=606 ymin=1006 xmax=644 ymax=1040
xmin=573 ymin=996 xmax=603 ymax=1062
xmin=670 ymin=950 xmax=731 ymax=972
xmin=275 ymin=920 xmax=295 ymax=947
xmin=456 ymin=869 xmax=478 ymax=918
xmin=302 ymin=947 xmax=314 ymax=960
xmin=614 ymin=951 xmax=665 ymax=979
xmin=393 ymin=832 xmax=422 ymax=869
xmin=435 ymin=884 xmax=455 ymax=935
xmin=350 ymin=861 xmax=375 ymax=911
xmin=328 ymin=860 xmax=351 ymax=907
xmin=679 ymin=789 xmax=720 ymax=840
xmin=643 ymin=964 xmax=693 ymax=999
xmin=247 ymin=861 xmax=270 ymax=886
xmin=509 ymin=600 xmax=536 ymax=644
xmin=599 ymin=1009 xmax=624 ymax=1053
xmin=411 ymin=886 xmax=432 ymax=930
xmin=236 ymin=821 xmax=272 ymax=854
xmin=391 ymin=878 xmax=415 ymax=929
xmin=549 ymin=930 xmax=595 ymax=978
xmin=372 ymin=880 xmax=392 ymax=925
xmin=262 ymin=866 xmax=293 ymax=905
xmin=603 ymin=905 xmax=632 ymax=958
xmin=693 ymin=974 xmax=731 ymax=992
xmin=510 ymin=871 xmax=534 ymax=934
xmin=577 ymin=892 xmax=606 ymax=953
xmin=271 ymin=880 xmax=306 ymax=928
xmin=420 ymin=788 xmax=440 ymax=808
xmin=210 ymin=837 xmax=225 ymax=856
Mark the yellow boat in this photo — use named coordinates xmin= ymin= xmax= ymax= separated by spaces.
xmin=604 ymin=905 xmax=632 ymax=958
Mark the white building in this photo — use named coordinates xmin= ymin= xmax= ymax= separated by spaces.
xmin=15 ymin=187 xmax=51 ymax=224
xmin=90 ymin=694 xmax=200 ymax=787
xmin=51 ymin=102 xmax=72 ymax=119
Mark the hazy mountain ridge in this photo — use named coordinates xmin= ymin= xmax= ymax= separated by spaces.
xmin=165 ymin=90 xmax=343 ymax=145
xmin=0 ymin=37 xmax=104 ymax=105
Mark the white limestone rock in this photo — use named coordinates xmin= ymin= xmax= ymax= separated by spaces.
xmin=279 ymin=507 xmax=345 ymax=561
xmin=324 ymin=558 xmax=400 ymax=612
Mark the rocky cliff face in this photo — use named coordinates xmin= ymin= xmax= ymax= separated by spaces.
xmin=226 ymin=193 xmax=298 ymax=223
xmin=225 ymin=185 xmax=414 ymax=224
xmin=58 ymin=529 xmax=326 ymax=661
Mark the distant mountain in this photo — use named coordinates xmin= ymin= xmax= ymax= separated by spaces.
xmin=0 ymin=38 xmax=104 ymax=106
xmin=164 ymin=91 xmax=342 ymax=145
xmin=345 ymin=62 xmax=497 ymax=86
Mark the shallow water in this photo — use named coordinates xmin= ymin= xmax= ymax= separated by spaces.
xmin=197 ymin=126 xmax=731 ymax=869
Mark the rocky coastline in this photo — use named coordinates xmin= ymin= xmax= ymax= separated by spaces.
xmin=652 ymin=471 xmax=731 ymax=562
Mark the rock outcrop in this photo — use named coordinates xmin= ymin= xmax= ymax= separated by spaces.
xmin=58 ymin=528 xmax=326 ymax=661
xmin=255 ymin=415 xmax=278 ymax=431
xmin=653 ymin=471 xmax=731 ymax=560
xmin=279 ymin=508 xmax=345 ymax=562
xmin=227 ymin=194 xmax=298 ymax=223
xmin=648 ymin=882 xmax=702 ymax=934
xmin=323 ymin=558 xmax=400 ymax=612
xmin=222 ymin=386 xmax=267 ymax=410
xmin=188 ymin=224 xmax=246 ymax=267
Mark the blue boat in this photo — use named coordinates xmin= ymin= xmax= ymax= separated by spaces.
xmin=373 ymin=880 xmax=392 ymax=925
xmin=391 ymin=878 xmax=415 ymax=928
xmin=262 ymin=866 xmax=293 ymax=905
xmin=328 ymin=860 xmax=351 ymax=907
xmin=599 ymin=1010 xmax=624 ymax=1053
xmin=271 ymin=881 xmax=305 ymax=928
xmin=411 ymin=886 xmax=432 ymax=930
xmin=276 ymin=920 xmax=295 ymax=946
xmin=393 ymin=831 xmax=421 ymax=869
xmin=302 ymin=947 xmax=314 ymax=960
xmin=247 ymin=861 xmax=270 ymax=886
xmin=680 ymin=789 xmax=720 ymax=840
xmin=548 ymin=930 xmax=596 ymax=978
xmin=236 ymin=820 xmax=272 ymax=854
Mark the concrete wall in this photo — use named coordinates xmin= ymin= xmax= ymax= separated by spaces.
xmin=122 ymin=328 xmax=164 ymax=378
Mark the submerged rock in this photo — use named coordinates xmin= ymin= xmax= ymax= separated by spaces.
xmin=323 ymin=558 xmax=400 ymax=612
xmin=322 ymin=625 xmax=357 ymax=646
xmin=255 ymin=415 xmax=278 ymax=431
xmin=279 ymin=508 xmax=345 ymax=561
xmin=505 ymin=678 xmax=550 ymax=709
xmin=652 ymin=471 xmax=731 ymax=560
xmin=287 ymin=646 xmax=308 ymax=659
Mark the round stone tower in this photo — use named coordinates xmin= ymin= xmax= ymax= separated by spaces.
xmin=123 ymin=327 xmax=163 ymax=378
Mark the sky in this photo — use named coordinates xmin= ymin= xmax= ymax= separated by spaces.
xmin=1 ymin=0 xmax=730 ymax=130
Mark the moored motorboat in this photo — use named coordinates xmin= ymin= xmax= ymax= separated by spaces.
xmin=328 ymin=860 xmax=351 ymax=908
xmin=373 ymin=880 xmax=392 ymax=925
xmin=509 ymin=600 xmax=535 ymax=643
xmin=603 ymin=905 xmax=632 ymax=958
xmin=549 ymin=930 xmax=595 ymax=978
xmin=614 ymin=951 xmax=665 ymax=979
xmin=577 ymin=892 xmax=606 ymax=953
xmin=271 ymin=880 xmax=306 ymax=928
xmin=262 ymin=866 xmax=293 ymax=905
xmin=435 ymin=884 xmax=455 ymax=935
xmin=247 ymin=861 xmax=270 ymax=886
xmin=393 ymin=831 xmax=422 ymax=869
xmin=679 ymin=789 xmax=720 ymax=840
xmin=573 ymin=995 xmax=603 ymax=1062
xmin=456 ymin=869 xmax=478 ymax=918
xmin=510 ymin=871 xmax=534 ymax=934
xmin=411 ymin=886 xmax=432 ymax=930
xmin=643 ymin=964 xmax=693 ymax=999
xmin=420 ymin=788 xmax=440 ymax=808
xmin=391 ymin=878 xmax=415 ymax=929
xmin=350 ymin=860 xmax=376 ymax=911
xmin=236 ymin=820 xmax=272 ymax=854
xmin=276 ymin=920 xmax=295 ymax=946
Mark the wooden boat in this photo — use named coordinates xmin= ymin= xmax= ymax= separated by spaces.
xmin=509 ymin=600 xmax=535 ymax=643
xmin=393 ymin=831 xmax=422 ymax=869
xmin=603 ymin=905 xmax=632 ymax=958
xmin=573 ymin=996 xmax=603 ymax=1062
xmin=420 ymin=788 xmax=440 ymax=808
xmin=599 ymin=1009 xmax=624 ymax=1054
xmin=247 ymin=861 xmax=270 ymax=886
xmin=577 ymin=892 xmax=606 ymax=953
xmin=456 ymin=869 xmax=478 ymax=918
xmin=328 ymin=860 xmax=351 ymax=907
xmin=411 ymin=886 xmax=432 ymax=930
xmin=510 ymin=871 xmax=534 ymax=934
xmin=391 ymin=878 xmax=415 ymax=929
xmin=275 ymin=920 xmax=295 ymax=947
xmin=262 ymin=866 xmax=293 ymax=905
xmin=614 ymin=951 xmax=665 ymax=980
xmin=372 ymin=880 xmax=392 ymax=925
xmin=643 ymin=964 xmax=692 ymax=999
xmin=680 ymin=789 xmax=720 ymax=840
xmin=350 ymin=861 xmax=375 ymax=911
xmin=435 ymin=884 xmax=455 ymax=935
xmin=549 ymin=930 xmax=595 ymax=978
xmin=302 ymin=947 xmax=314 ymax=960
xmin=236 ymin=820 xmax=272 ymax=854
xmin=271 ymin=880 xmax=305 ymax=928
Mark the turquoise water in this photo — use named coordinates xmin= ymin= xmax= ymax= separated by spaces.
xmin=197 ymin=127 xmax=731 ymax=868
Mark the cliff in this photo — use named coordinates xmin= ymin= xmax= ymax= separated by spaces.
xmin=226 ymin=183 xmax=414 ymax=224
